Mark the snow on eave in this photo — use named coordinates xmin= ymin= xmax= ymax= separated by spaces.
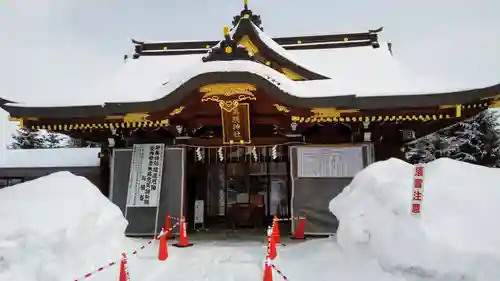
xmin=0 ymin=98 xmax=13 ymax=106
xmin=250 ymin=22 xmax=299 ymax=62
xmin=147 ymin=59 xmax=336 ymax=100
xmin=0 ymin=148 xmax=101 ymax=168
xmin=350 ymin=81 xmax=500 ymax=97
xmin=2 ymin=101 xmax=106 ymax=108
xmin=249 ymin=22 xmax=331 ymax=79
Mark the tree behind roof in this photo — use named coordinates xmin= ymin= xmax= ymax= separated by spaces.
xmin=404 ymin=109 xmax=500 ymax=167
xmin=9 ymin=128 xmax=44 ymax=149
xmin=41 ymin=132 xmax=65 ymax=148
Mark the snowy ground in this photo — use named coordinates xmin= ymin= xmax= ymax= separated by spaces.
xmin=2 ymin=158 xmax=500 ymax=281
xmin=68 ymin=237 xmax=405 ymax=281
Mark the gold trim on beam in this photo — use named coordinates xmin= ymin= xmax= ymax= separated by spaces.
xmin=310 ymin=108 xmax=360 ymax=118
xmin=439 ymin=104 xmax=462 ymax=117
xmin=292 ymin=113 xmax=453 ymax=124
xmin=273 ymin=104 xmax=290 ymax=113
xmin=30 ymin=119 xmax=170 ymax=132
xmin=169 ymin=106 xmax=185 ymax=116
xmin=462 ymin=102 xmax=489 ymax=109
xmin=281 ymin=68 xmax=305 ymax=81
xmin=8 ymin=117 xmax=23 ymax=128
xmin=489 ymin=101 xmax=500 ymax=108
xmin=105 ymin=112 xmax=150 ymax=122
xmin=123 ymin=113 xmax=149 ymax=122
xmin=311 ymin=108 xmax=340 ymax=118
xmin=480 ymin=94 xmax=500 ymax=101
xmin=105 ymin=116 xmax=123 ymax=120
xmin=238 ymin=35 xmax=259 ymax=55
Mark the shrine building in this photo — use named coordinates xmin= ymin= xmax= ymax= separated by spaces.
xmin=2 ymin=2 xmax=500 ymax=236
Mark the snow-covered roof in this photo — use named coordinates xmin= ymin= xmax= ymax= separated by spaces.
xmin=81 ymin=54 xmax=204 ymax=105
xmin=290 ymin=44 xmax=472 ymax=96
xmin=0 ymin=148 xmax=100 ymax=168
xmin=7 ymin=45 xmax=486 ymax=109
xmin=2 ymin=21 xmax=496 ymax=109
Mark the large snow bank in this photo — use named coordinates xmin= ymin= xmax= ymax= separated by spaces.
xmin=0 ymin=172 xmax=128 ymax=281
xmin=330 ymin=158 xmax=500 ymax=279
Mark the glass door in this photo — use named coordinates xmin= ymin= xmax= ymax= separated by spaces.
xmin=227 ymin=162 xmax=249 ymax=206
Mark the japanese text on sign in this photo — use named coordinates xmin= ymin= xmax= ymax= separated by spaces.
xmin=232 ymin=107 xmax=241 ymax=139
xmin=411 ymin=164 xmax=425 ymax=215
xmin=221 ymin=103 xmax=251 ymax=144
xmin=126 ymin=144 xmax=165 ymax=207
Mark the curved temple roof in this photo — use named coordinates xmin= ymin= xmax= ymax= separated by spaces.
xmin=1 ymin=2 xmax=499 ymax=120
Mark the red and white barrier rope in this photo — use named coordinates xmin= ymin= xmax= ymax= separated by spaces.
xmin=264 ymin=224 xmax=291 ymax=280
xmin=74 ymin=261 xmax=117 ymax=280
xmin=274 ymin=216 xmax=305 ymax=222
xmin=170 ymin=216 xmax=182 ymax=221
xmin=73 ymin=222 xmax=179 ymax=281
xmin=121 ymin=253 xmax=131 ymax=281
xmin=271 ymin=264 xmax=289 ymax=281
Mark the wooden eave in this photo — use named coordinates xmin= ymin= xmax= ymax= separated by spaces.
xmin=2 ymin=72 xmax=499 ymax=130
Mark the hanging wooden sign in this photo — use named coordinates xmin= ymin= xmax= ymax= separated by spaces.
xmin=221 ymin=103 xmax=251 ymax=144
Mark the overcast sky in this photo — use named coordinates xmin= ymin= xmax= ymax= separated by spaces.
xmin=0 ymin=0 xmax=499 ymax=150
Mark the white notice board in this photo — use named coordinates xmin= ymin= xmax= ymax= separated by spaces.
xmin=297 ymin=146 xmax=364 ymax=178
xmin=194 ymin=200 xmax=204 ymax=224
xmin=126 ymin=144 xmax=165 ymax=207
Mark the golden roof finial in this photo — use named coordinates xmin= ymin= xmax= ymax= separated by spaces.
xmin=223 ymin=26 xmax=229 ymax=36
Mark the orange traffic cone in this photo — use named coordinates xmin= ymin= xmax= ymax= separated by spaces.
xmin=158 ymin=228 xmax=169 ymax=261
xmin=291 ymin=216 xmax=307 ymax=240
xmin=263 ymin=259 xmax=273 ymax=281
xmin=164 ymin=213 xmax=173 ymax=240
xmin=119 ymin=253 xmax=130 ymax=281
xmin=173 ymin=216 xmax=193 ymax=248
xmin=268 ymin=231 xmax=277 ymax=260
xmin=271 ymin=216 xmax=281 ymax=244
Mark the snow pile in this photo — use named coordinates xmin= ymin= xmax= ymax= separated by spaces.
xmin=330 ymin=158 xmax=500 ymax=280
xmin=0 ymin=172 xmax=128 ymax=281
xmin=275 ymin=238 xmax=400 ymax=281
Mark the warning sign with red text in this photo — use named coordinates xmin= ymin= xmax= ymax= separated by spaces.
xmin=411 ymin=164 xmax=425 ymax=215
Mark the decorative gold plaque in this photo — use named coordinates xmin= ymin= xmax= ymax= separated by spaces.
xmin=200 ymin=83 xmax=257 ymax=112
